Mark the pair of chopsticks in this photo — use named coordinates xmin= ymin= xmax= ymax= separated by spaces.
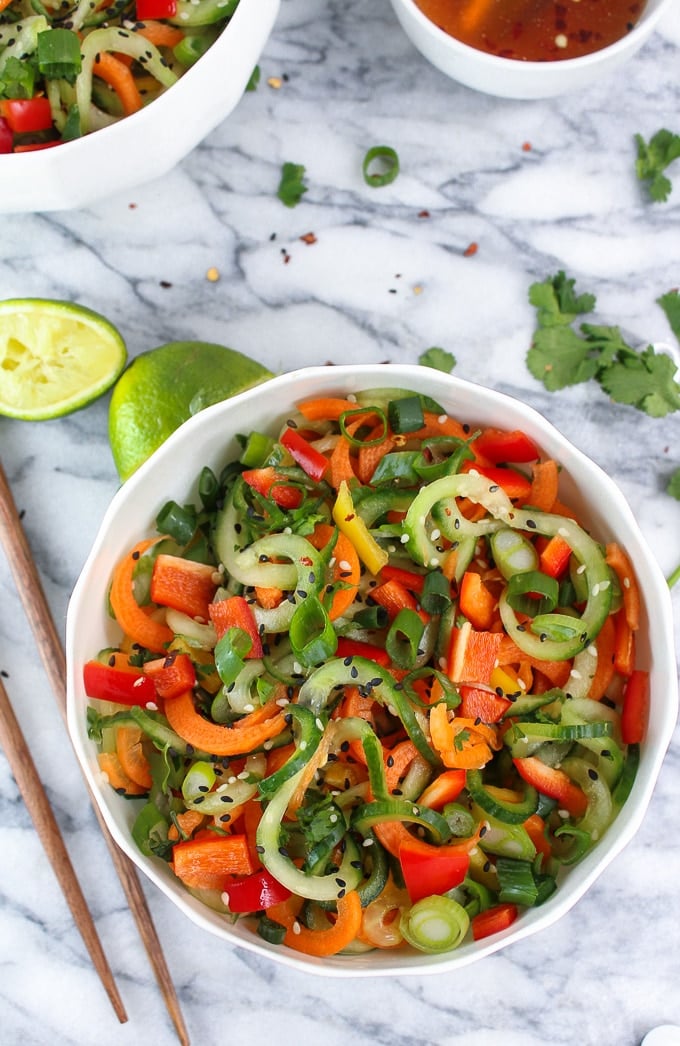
xmin=0 ymin=459 xmax=189 ymax=1045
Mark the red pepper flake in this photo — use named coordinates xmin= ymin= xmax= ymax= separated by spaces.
xmin=281 ymin=248 xmax=291 ymax=264
xmin=300 ymin=232 xmax=317 ymax=245
xmin=463 ymin=242 xmax=478 ymax=257
xmin=522 ymin=142 xmax=532 ymax=152
xmin=344 ymin=514 xmax=355 ymax=522
xmin=418 ymin=209 xmax=430 ymax=218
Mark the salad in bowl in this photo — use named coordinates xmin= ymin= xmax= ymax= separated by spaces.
xmin=66 ymin=364 xmax=677 ymax=973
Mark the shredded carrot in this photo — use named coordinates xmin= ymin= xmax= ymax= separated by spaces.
xmin=167 ymin=810 xmax=207 ymax=842
xmin=136 ymin=20 xmax=185 ymax=47
xmin=97 ymin=751 xmax=148 ymax=796
xmin=588 ymin=613 xmax=616 ymax=700
xmin=297 ymin=397 xmax=359 ymax=422
xmin=308 ymin=523 xmax=360 ymax=620
xmin=373 ymin=817 xmax=481 ymax=861
xmin=93 ymin=52 xmax=143 ymax=116
xmin=109 ymin=538 xmax=174 ymax=653
xmin=606 ymin=542 xmax=641 ymax=632
xmin=267 ymin=890 xmax=363 ymax=956
xmin=254 ymin=585 xmax=285 ymax=609
xmin=356 ymin=428 xmax=396 ymax=484
xmin=172 ymin=834 xmax=256 ymax=890
xmin=459 ymin=570 xmax=497 ymax=631
xmin=165 ymin=691 xmax=286 ymax=756
xmin=525 ymin=459 xmax=559 ymax=512
xmin=115 ymin=725 xmax=152 ymax=789
xmin=384 ymin=739 xmax=419 ymax=793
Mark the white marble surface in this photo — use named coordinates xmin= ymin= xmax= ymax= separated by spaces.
xmin=1 ymin=1 xmax=680 ymax=1043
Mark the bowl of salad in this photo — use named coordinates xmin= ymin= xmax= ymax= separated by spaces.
xmin=0 ymin=0 xmax=279 ymax=213
xmin=66 ymin=363 xmax=677 ymax=974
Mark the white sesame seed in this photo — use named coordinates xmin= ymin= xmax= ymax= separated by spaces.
xmin=293 ymin=921 xmax=302 ymax=935
xmin=555 ymin=33 xmax=568 ymax=47
xmin=243 ymin=703 xmax=255 ymax=713
xmin=145 ymin=701 xmax=158 ymax=711
xmin=430 ymin=528 xmax=441 ymax=541
xmin=400 ymin=533 xmax=409 ymax=544
xmin=221 ymin=891 xmax=230 ymax=906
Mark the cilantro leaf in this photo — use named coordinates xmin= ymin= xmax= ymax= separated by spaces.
xmin=277 ymin=162 xmax=307 ymax=208
xmin=667 ymin=468 xmax=680 ymax=501
xmin=528 ymin=271 xmax=596 ymax=328
xmin=657 ymin=289 xmax=680 ymax=344
xmin=418 ymin=347 xmax=456 ymax=373
xmin=635 ymin=130 xmax=680 ymax=203
xmin=527 ymin=325 xmax=602 ymax=390
xmin=598 ymin=344 xmax=680 ymax=417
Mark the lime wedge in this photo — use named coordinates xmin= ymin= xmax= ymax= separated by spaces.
xmin=109 ymin=341 xmax=273 ymax=481
xmin=0 ymin=298 xmax=127 ymax=421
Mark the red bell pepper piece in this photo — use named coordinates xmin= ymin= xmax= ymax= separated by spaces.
xmin=398 ymin=840 xmax=470 ymax=903
xmin=538 ymin=534 xmax=572 ymax=579
xmin=447 ymin=626 xmax=503 ymax=684
xmin=1 ymin=97 xmax=53 ymax=133
xmin=379 ymin=564 xmax=426 ymax=594
xmin=513 ymin=756 xmax=588 ymax=818
xmin=143 ymin=652 xmax=196 ymax=700
xmin=471 ymin=464 xmax=532 ymax=500
xmin=280 ymin=426 xmax=329 ymax=482
xmin=224 ymin=868 xmax=292 ymax=913
xmin=459 ymin=570 xmax=496 ymax=631
xmin=473 ymin=428 xmax=539 ymax=464
xmin=621 ymin=669 xmax=649 ymax=744
xmin=150 ymin=554 xmax=219 ymax=621
xmin=83 ymin=660 xmax=157 ymax=706
xmin=416 ymin=768 xmax=466 ymax=810
xmin=209 ymin=595 xmax=263 ymax=658
xmin=136 ymin=0 xmax=177 ymax=18
xmin=335 ymin=637 xmax=391 ymax=667
xmin=471 ymin=902 xmax=519 ymax=940
xmin=0 ymin=118 xmax=13 ymax=154
xmin=242 ymin=467 xmax=302 ymax=509
xmin=459 ymin=685 xmax=512 ymax=723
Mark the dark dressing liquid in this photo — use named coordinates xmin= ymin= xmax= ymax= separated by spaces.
xmin=414 ymin=0 xmax=646 ymax=61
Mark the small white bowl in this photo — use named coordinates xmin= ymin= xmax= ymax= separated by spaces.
xmin=389 ymin=0 xmax=673 ymax=98
xmin=0 ymin=0 xmax=279 ymax=214
xmin=66 ymin=364 xmax=677 ymax=975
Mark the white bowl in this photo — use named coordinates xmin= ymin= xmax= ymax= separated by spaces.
xmin=389 ymin=0 xmax=673 ymax=98
xmin=0 ymin=0 xmax=279 ymax=214
xmin=66 ymin=364 xmax=677 ymax=975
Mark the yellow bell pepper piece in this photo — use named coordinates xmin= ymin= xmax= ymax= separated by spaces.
xmin=332 ymin=480 xmax=388 ymax=576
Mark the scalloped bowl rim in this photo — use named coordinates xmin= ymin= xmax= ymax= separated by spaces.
xmin=66 ymin=364 xmax=678 ymax=976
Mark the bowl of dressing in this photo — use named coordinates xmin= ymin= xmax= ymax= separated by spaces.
xmin=389 ymin=0 xmax=674 ymax=98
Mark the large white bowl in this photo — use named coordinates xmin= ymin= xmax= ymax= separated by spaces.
xmin=0 ymin=0 xmax=279 ymax=214
xmin=389 ymin=0 xmax=674 ymax=98
xmin=66 ymin=364 xmax=677 ymax=975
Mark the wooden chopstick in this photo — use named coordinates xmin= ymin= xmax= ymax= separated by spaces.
xmin=0 ymin=459 xmax=190 ymax=1046
xmin=0 ymin=676 xmax=128 ymax=1023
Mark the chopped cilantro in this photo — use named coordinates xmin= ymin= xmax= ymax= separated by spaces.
xmin=277 ymin=162 xmax=307 ymax=208
xmin=528 ymin=271 xmax=595 ymax=327
xmin=246 ymin=65 xmax=260 ymax=91
xmin=418 ymin=347 xmax=456 ymax=373
xmin=635 ymin=129 xmax=680 ymax=203
xmin=657 ymin=289 xmax=680 ymax=344
xmin=527 ymin=271 xmax=680 ymax=417
xmin=667 ymin=468 xmax=680 ymax=501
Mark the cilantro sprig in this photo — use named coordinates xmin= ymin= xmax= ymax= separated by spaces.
xmin=635 ymin=129 xmax=680 ymax=203
xmin=277 ymin=162 xmax=308 ymax=208
xmin=527 ymin=271 xmax=680 ymax=417
xmin=418 ymin=347 xmax=457 ymax=373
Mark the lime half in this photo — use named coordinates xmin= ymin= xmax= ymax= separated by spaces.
xmin=109 ymin=341 xmax=273 ymax=481
xmin=0 ymin=298 xmax=127 ymax=421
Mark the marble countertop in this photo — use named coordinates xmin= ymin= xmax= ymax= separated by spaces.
xmin=1 ymin=1 xmax=680 ymax=1043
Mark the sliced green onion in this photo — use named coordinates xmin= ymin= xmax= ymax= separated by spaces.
xmin=388 ymin=395 xmax=425 ymax=434
xmin=338 ymin=406 xmax=387 ymax=446
xmin=37 ymin=27 xmax=81 ymax=82
xmin=552 ymin=823 xmax=592 ymax=865
xmin=173 ymin=26 xmax=220 ymax=67
xmin=421 ymin=569 xmax=451 ymax=615
xmin=506 ymin=570 xmax=559 ymax=617
xmin=352 ymin=605 xmax=389 ymax=629
xmin=386 ymin=607 xmax=425 ymax=669
xmin=495 ymin=857 xmax=539 ymax=906
xmin=256 ymin=913 xmax=287 ymax=944
xmin=198 ymin=466 xmax=220 ymax=509
xmin=214 ymin=627 xmax=253 ymax=686
xmin=240 ymin=430 xmax=276 ymax=468
xmin=400 ymin=895 xmax=469 ymax=953
xmin=289 ymin=595 xmax=338 ymax=667
xmin=131 ymin=802 xmax=170 ymax=859
xmin=155 ymin=500 xmax=197 ymax=545
xmin=362 ymin=145 xmax=400 ymax=187
xmin=491 ymin=528 xmax=539 ymax=579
